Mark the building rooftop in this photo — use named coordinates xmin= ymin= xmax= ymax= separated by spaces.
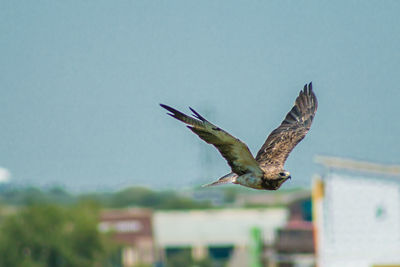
xmin=314 ymin=155 xmax=400 ymax=176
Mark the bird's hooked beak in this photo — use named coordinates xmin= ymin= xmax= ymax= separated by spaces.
xmin=288 ymin=175 xmax=291 ymax=180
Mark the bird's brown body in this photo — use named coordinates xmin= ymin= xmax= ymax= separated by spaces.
xmin=161 ymin=83 xmax=318 ymax=190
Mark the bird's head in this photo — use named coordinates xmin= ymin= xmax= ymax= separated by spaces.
xmin=276 ymin=170 xmax=291 ymax=188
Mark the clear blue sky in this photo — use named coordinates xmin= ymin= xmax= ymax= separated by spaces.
xmin=1 ymin=1 xmax=399 ymax=191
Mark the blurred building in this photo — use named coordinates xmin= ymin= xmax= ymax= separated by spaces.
xmin=153 ymin=208 xmax=289 ymax=266
xmin=313 ymin=156 xmax=400 ymax=267
xmin=272 ymin=197 xmax=315 ymax=267
xmin=97 ymin=192 xmax=317 ymax=266
xmin=99 ymin=208 xmax=154 ymax=267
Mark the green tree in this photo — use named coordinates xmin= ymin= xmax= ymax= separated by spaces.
xmin=0 ymin=202 xmax=117 ymax=267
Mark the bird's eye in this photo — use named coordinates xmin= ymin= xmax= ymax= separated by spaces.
xmin=279 ymin=172 xmax=286 ymax=177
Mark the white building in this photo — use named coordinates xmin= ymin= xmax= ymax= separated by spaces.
xmin=313 ymin=156 xmax=400 ymax=267
xmin=153 ymin=208 xmax=288 ymax=264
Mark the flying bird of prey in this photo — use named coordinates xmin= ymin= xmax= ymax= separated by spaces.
xmin=160 ymin=83 xmax=317 ymax=190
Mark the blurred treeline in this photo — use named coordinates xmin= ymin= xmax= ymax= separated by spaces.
xmin=0 ymin=185 xmax=213 ymax=209
xmin=0 ymin=201 xmax=121 ymax=267
xmin=0 ymin=185 xmax=217 ymax=267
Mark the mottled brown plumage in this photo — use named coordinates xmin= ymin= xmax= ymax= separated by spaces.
xmin=160 ymin=82 xmax=317 ymax=190
xmin=256 ymin=83 xmax=318 ymax=178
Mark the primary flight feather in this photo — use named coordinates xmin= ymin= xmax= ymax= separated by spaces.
xmin=160 ymin=82 xmax=317 ymax=190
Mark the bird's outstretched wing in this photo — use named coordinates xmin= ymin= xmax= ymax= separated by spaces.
xmin=160 ymin=104 xmax=263 ymax=176
xmin=255 ymin=83 xmax=318 ymax=169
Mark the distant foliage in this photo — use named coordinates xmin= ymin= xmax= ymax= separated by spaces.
xmin=0 ymin=185 xmax=213 ymax=210
xmin=0 ymin=186 xmax=74 ymax=206
xmin=104 ymin=187 xmax=212 ymax=209
xmin=0 ymin=202 xmax=118 ymax=267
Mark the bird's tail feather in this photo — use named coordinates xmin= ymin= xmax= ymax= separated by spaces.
xmin=202 ymin=173 xmax=238 ymax=187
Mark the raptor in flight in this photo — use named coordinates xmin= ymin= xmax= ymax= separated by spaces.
xmin=160 ymin=83 xmax=317 ymax=190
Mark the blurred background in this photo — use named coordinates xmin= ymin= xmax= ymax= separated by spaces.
xmin=1 ymin=1 xmax=400 ymax=266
